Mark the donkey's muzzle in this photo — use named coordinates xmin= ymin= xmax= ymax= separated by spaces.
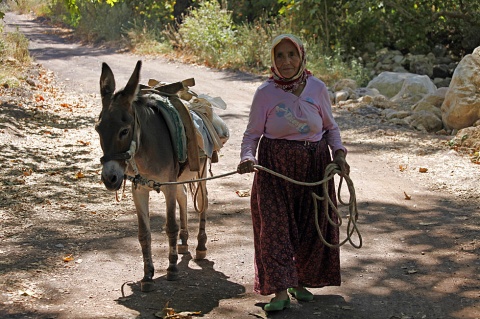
xmin=101 ymin=161 xmax=125 ymax=191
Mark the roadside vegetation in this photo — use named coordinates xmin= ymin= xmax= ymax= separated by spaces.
xmin=0 ymin=1 xmax=479 ymax=164
xmin=2 ymin=0 xmax=480 ymax=87
xmin=0 ymin=19 xmax=30 ymax=88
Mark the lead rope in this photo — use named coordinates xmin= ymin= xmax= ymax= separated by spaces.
xmin=254 ymin=163 xmax=362 ymax=249
xmin=133 ymin=162 xmax=362 ymax=249
xmin=192 ymin=159 xmax=208 ymax=213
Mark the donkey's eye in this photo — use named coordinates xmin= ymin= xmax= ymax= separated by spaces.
xmin=119 ymin=128 xmax=129 ymax=138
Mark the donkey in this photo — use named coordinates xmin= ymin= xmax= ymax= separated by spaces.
xmin=95 ymin=61 xmax=209 ymax=292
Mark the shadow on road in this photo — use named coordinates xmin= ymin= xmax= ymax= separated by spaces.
xmin=117 ymin=254 xmax=246 ymax=318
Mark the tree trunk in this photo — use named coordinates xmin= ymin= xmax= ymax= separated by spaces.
xmin=174 ymin=0 xmax=195 ymax=24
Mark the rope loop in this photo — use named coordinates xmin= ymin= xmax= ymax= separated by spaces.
xmin=254 ymin=163 xmax=362 ymax=249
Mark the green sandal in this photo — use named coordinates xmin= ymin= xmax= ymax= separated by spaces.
xmin=288 ymin=287 xmax=314 ymax=301
xmin=264 ymin=297 xmax=290 ymax=311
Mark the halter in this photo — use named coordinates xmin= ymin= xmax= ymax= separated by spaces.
xmin=99 ymin=108 xmax=142 ymax=177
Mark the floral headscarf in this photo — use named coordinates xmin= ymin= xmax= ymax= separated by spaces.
xmin=270 ymin=34 xmax=311 ymax=93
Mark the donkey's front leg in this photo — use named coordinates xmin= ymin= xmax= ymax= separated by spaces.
xmin=132 ymin=187 xmax=155 ymax=292
xmin=164 ymin=184 xmax=180 ymax=281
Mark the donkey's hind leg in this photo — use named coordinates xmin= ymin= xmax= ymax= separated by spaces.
xmin=163 ymin=184 xmax=180 ymax=281
xmin=195 ymin=171 xmax=209 ymax=260
xmin=177 ymin=184 xmax=189 ymax=255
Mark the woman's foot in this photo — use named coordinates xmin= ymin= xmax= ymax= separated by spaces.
xmin=264 ymin=291 xmax=290 ymax=312
xmin=288 ymin=287 xmax=314 ymax=301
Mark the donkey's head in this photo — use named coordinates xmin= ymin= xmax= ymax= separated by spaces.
xmin=95 ymin=61 xmax=142 ymax=191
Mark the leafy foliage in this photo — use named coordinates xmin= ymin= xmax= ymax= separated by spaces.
xmin=177 ymin=0 xmax=237 ymax=66
xmin=7 ymin=0 xmax=478 ymax=85
xmin=225 ymin=0 xmax=282 ymax=23
xmin=277 ymin=0 xmax=480 ymax=57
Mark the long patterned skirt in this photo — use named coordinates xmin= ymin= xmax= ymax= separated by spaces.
xmin=251 ymin=137 xmax=341 ymax=295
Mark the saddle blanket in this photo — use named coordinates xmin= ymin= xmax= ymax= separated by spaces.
xmin=147 ymin=93 xmax=229 ymax=163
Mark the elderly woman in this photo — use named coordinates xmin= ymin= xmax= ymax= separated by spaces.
xmin=237 ymin=34 xmax=350 ymax=312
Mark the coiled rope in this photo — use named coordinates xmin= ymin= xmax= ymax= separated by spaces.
xmin=125 ymin=163 xmax=362 ymax=249
xmin=255 ymin=163 xmax=362 ymax=249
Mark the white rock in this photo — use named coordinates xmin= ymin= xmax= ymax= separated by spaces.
xmin=367 ymin=72 xmax=436 ymax=102
xmin=441 ymin=46 xmax=480 ymax=129
xmin=391 ymin=74 xmax=437 ymax=104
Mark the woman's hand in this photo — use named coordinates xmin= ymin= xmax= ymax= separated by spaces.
xmin=333 ymin=150 xmax=350 ymax=176
xmin=237 ymin=160 xmax=255 ymax=174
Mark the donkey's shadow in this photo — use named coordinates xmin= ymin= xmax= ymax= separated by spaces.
xmin=117 ymin=253 xmax=245 ymax=318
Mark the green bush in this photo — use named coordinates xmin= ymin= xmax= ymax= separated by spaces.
xmin=1 ymin=0 xmax=372 ymax=86
xmin=127 ymin=19 xmax=171 ymax=55
xmin=308 ymin=45 xmax=371 ymax=87
xmin=178 ymin=0 xmax=237 ymax=67
xmin=173 ymin=0 xmax=369 ymax=85
xmin=74 ymin=1 xmax=132 ymax=43
xmin=234 ymin=15 xmax=291 ymax=72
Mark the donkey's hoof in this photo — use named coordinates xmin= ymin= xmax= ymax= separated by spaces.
xmin=140 ymin=280 xmax=155 ymax=292
xmin=166 ymin=270 xmax=179 ymax=281
xmin=195 ymin=249 xmax=207 ymax=260
xmin=177 ymin=244 xmax=189 ymax=254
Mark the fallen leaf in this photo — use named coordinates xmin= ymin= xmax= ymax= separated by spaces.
xmin=156 ymin=305 xmax=202 ymax=318
xmin=77 ymin=140 xmax=91 ymax=146
xmin=74 ymin=171 xmax=85 ymax=179
xmin=419 ymin=167 xmax=428 ymax=173
xmin=236 ymin=189 xmax=250 ymax=197
xmin=399 ymin=164 xmax=407 ymax=172
xmin=63 ymin=254 xmax=74 ymax=262
xmin=404 ymin=191 xmax=411 ymax=200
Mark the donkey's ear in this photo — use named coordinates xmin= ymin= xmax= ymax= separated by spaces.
xmin=122 ymin=60 xmax=142 ymax=105
xmin=100 ymin=62 xmax=116 ymax=109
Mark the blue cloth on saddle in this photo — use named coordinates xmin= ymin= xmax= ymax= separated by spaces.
xmin=148 ymin=93 xmax=215 ymax=162
xmin=191 ymin=111 xmax=214 ymax=157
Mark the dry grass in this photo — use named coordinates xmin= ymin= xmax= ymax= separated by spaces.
xmin=0 ymin=24 xmax=32 ymax=88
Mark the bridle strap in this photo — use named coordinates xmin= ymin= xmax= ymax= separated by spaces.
xmin=100 ymin=152 xmax=131 ymax=164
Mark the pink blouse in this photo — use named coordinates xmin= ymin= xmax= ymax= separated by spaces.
xmin=240 ymin=76 xmax=346 ymax=162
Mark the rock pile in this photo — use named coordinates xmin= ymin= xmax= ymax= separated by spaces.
xmin=361 ymin=43 xmax=458 ymax=88
xmin=330 ymin=46 xmax=480 ymax=161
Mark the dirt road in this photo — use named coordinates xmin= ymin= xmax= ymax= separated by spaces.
xmin=1 ymin=13 xmax=479 ymax=319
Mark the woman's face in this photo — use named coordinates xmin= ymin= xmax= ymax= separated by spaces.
xmin=274 ymin=39 xmax=301 ymax=79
